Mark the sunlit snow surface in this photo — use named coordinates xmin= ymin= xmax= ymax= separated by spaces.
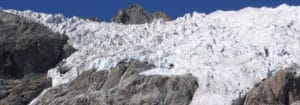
xmin=5 ymin=4 xmax=300 ymax=105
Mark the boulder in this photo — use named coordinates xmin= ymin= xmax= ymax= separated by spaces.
xmin=243 ymin=67 xmax=300 ymax=105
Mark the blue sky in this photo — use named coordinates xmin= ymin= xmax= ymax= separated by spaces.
xmin=0 ymin=0 xmax=299 ymax=21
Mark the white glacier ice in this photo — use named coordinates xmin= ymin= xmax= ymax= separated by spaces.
xmin=4 ymin=4 xmax=300 ymax=105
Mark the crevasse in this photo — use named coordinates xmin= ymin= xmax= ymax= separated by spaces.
xmin=4 ymin=4 xmax=300 ymax=105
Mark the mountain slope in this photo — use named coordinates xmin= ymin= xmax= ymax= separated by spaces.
xmin=4 ymin=4 xmax=300 ymax=105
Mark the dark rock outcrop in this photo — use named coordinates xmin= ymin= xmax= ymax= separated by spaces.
xmin=243 ymin=67 xmax=300 ymax=105
xmin=32 ymin=60 xmax=198 ymax=105
xmin=111 ymin=4 xmax=172 ymax=24
xmin=86 ymin=16 xmax=100 ymax=22
xmin=0 ymin=11 xmax=72 ymax=79
xmin=0 ymin=11 xmax=74 ymax=105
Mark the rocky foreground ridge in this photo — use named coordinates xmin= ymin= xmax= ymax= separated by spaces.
xmin=31 ymin=60 xmax=198 ymax=105
xmin=243 ymin=67 xmax=300 ymax=105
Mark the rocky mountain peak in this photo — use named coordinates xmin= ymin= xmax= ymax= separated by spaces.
xmin=111 ymin=4 xmax=172 ymax=24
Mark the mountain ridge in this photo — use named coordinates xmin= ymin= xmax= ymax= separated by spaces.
xmin=2 ymin=4 xmax=300 ymax=105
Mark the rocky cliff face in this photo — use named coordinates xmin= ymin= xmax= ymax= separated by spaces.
xmin=111 ymin=4 xmax=172 ymax=24
xmin=0 ymin=11 xmax=74 ymax=105
xmin=31 ymin=60 xmax=198 ymax=105
xmin=0 ymin=11 xmax=73 ymax=79
xmin=243 ymin=67 xmax=300 ymax=105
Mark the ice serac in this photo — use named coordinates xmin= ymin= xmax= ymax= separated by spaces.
xmin=30 ymin=60 xmax=198 ymax=105
xmin=4 ymin=4 xmax=300 ymax=105
xmin=111 ymin=4 xmax=171 ymax=24
xmin=0 ymin=11 xmax=73 ymax=105
xmin=243 ymin=66 xmax=300 ymax=105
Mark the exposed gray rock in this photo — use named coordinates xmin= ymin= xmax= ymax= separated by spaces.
xmin=232 ymin=96 xmax=245 ymax=105
xmin=243 ymin=67 xmax=300 ymax=105
xmin=111 ymin=4 xmax=172 ymax=24
xmin=32 ymin=60 xmax=198 ymax=105
xmin=0 ymin=11 xmax=73 ymax=105
xmin=101 ymin=61 xmax=129 ymax=91
xmin=45 ymin=16 xmax=63 ymax=24
xmin=152 ymin=11 xmax=172 ymax=21
xmin=0 ymin=76 xmax=51 ymax=105
xmin=86 ymin=16 xmax=100 ymax=22
xmin=0 ymin=79 xmax=20 ymax=100
xmin=62 ymin=44 xmax=76 ymax=59
xmin=0 ymin=11 xmax=73 ymax=79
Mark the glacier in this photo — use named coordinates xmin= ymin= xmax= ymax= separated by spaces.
xmin=3 ymin=4 xmax=300 ymax=105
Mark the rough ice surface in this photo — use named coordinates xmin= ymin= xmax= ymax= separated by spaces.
xmin=4 ymin=4 xmax=300 ymax=105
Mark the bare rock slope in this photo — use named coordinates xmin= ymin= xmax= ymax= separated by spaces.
xmin=243 ymin=67 xmax=300 ymax=105
xmin=31 ymin=60 xmax=198 ymax=105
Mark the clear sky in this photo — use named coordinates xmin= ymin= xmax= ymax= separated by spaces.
xmin=0 ymin=0 xmax=299 ymax=22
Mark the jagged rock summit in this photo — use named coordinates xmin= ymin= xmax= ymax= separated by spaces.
xmin=111 ymin=4 xmax=172 ymax=24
